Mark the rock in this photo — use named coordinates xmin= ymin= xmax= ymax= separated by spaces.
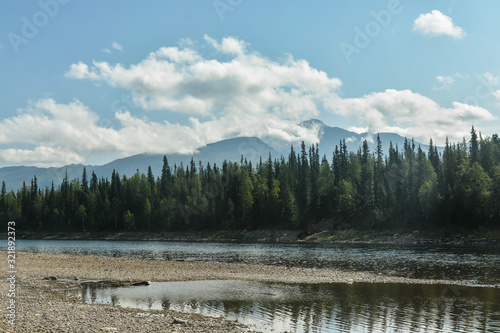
xmin=172 ymin=318 xmax=188 ymax=325
xmin=210 ymin=315 xmax=223 ymax=319
xmin=100 ymin=328 xmax=118 ymax=332
xmin=43 ymin=276 xmax=57 ymax=280
xmin=74 ymin=277 xmax=79 ymax=281
xmin=131 ymin=281 xmax=152 ymax=286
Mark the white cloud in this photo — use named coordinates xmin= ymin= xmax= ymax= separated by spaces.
xmin=0 ymin=99 xmax=108 ymax=166
xmin=0 ymin=147 xmax=84 ymax=166
xmin=492 ymin=90 xmax=500 ymax=100
xmin=7 ymin=36 xmax=494 ymax=166
xmin=329 ymin=89 xmax=494 ymax=144
xmin=65 ymin=61 xmax=101 ymax=80
xmin=347 ymin=127 xmax=368 ymax=134
xmin=0 ymin=97 xmax=325 ymax=166
xmin=100 ymin=42 xmax=123 ymax=54
xmin=0 ymin=98 xmax=202 ymax=165
xmin=413 ymin=10 xmax=466 ymax=39
xmin=433 ymin=75 xmax=455 ymax=90
xmin=345 ymin=135 xmax=360 ymax=143
xmin=484 ymin=72 xmax=499 ymax=84
xmin=66 ymin=36 xmax=342 ymax=119
xmin=437 ymin=75 xmax=455 ymax=84
xmin=203 ymin=34 xmax=247 ymax=55
xmin=454 ymin=73 xmax=469 ymax=79
xmin=112 ymin=42 xmax=123 ymax=51
xmin=64 ymin=36 xmax=344 ymax=155
xmin=67 ymin=36 xmax=494 ymax=147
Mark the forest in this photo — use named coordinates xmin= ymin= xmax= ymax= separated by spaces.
xmin=1 ymin=127 xmax=499 ymax=233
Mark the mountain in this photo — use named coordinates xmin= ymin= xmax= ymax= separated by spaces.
xmin=94 ymin=136 xmax=279 ymax=181
xmin=299 ymin=119 xmax=434 ymax=156
xmin=0 ymin=122 xmax=437 ymax=191
xmin=0 ymin=137 xmax=279 ymax=191
xmin=0 ymin=164 xmax=88 ymax=193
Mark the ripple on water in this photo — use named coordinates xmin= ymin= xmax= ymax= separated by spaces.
xmin=16 ymin=240 xmax=500 ymax=284
xmin=63 ymin=280 xmax=500 ymax=333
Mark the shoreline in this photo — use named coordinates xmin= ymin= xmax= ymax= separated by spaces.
xmin=8 ymin=229 xmax=500 ymax=246
xmin=0 ymin=251 xmax=491 ymax=332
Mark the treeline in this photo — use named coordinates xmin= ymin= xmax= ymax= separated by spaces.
xmin=1 ymin=127 xmax=500 ymax=233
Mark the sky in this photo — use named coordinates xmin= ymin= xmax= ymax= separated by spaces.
xmin=1 ymin=0 xmax=500 ymax=167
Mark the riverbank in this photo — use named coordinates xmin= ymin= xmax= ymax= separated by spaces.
xmin=10 ymin=228 xmax=500 ymax=245
xmin=0 ymin=251 xmax=484 ymax=332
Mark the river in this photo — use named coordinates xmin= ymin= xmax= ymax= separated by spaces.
xmin=17 ymin=239 xmax=500 ymax=332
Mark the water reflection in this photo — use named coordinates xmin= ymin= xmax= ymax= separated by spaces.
xmin=17 ymin=240 xmax=500 ymax=285
xmin=69 ymin=280 xmax=500 ymax=333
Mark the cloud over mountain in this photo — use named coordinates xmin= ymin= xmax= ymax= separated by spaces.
xmin=0 ymin=36 xmax=494 ymax=166
xmin=330 ymin=89 xmax=494 ymax=143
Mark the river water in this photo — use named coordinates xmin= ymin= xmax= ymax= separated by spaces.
xmin=17 ymin=240 xmax=500 ymax=332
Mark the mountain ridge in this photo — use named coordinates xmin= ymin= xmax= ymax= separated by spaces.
xmin=0 ymin=122 xmax=435 ymax=191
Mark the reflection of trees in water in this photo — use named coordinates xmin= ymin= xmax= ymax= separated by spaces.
xmin=79 ymin=285 xmax=99 ymax=305
xmin=328 ymin=283 xmax=500 ymax=333
xmin=146 ymin=298 xmax=154 ymax=309
xmin=73 ymin=282 xmax=500 ymax=333
xmin=218 ymin=283 xmax=500 ymax=332
xmin=110 ymin=294 xmax=118 ymax=307
xmin=161 ymin=298 xmax=170 ymax=310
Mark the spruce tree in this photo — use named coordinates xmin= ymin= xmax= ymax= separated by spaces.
xmin=470 ymin=126 xmax=479 ymax=165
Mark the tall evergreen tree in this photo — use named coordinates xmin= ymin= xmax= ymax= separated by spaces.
xmin=81 ymin=167 xmax=89 ymax=192
xmin=297 ymin=141 xmax=309 ymax=226
xmin=160 ymin=156 xmax=172 ymax=199
xmin=470 ymin=126 xmax=479 ymax=165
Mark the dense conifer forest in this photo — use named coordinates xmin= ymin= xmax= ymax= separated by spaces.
xmin=1 ymin=127 xmax=499 ymax=233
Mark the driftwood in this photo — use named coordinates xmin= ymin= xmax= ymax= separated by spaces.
xmin=131 ymin=281 xmax=152 ymax=286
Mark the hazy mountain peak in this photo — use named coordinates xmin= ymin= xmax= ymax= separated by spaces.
xmin=197 ymin=137 xmax=275 ymax=154
xmin=0 ymin=124 xmax=434 ymax=191
xmin=299 ymin=119 xmax=326 ymax=129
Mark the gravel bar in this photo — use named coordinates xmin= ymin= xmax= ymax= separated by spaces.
xmin=0 ymin=251 xmax=476 ymax=332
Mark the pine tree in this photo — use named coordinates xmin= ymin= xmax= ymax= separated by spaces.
xmin=0 ymin=181 xmax=6 ymax=223
xmin=90 ymin=171 xmax=98 ymax=192
xmin=428 ymin=139 xmax=440 ymax=172
xmin=309 ymin=143 xmax=320 ymax=214
xmin=1 ymin=181 xmax=6 ymax=208
xmin=81 ymin=167 xmax=88 ymax=192
xmin=470 ymin=126 xmax=479 ymax=165
xmin=297 ymin=141 xmax=309 ymax=227
xmin=374 ymin=134 xmax=386 ymax=210
xmin=160 ymin=156 xmax=172 ymax=199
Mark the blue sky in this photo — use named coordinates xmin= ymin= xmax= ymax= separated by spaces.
xmin=1 ymin=0 xmax=500 ymax=167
